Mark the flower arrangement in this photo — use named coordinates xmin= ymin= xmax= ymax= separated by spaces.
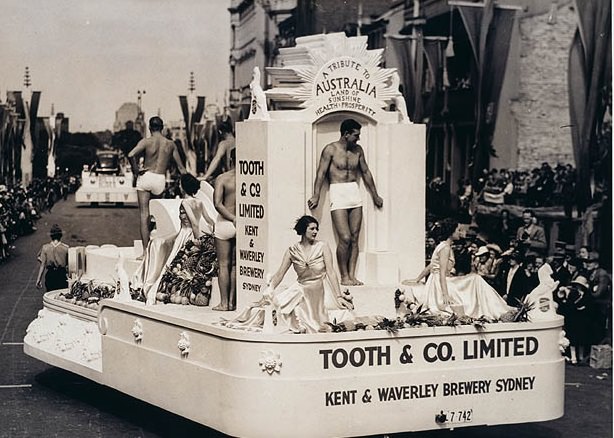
xmin=55 ymin=277 xmax=116 ymax=309
xmin=155 ymin=235 xmax=218 ymax=306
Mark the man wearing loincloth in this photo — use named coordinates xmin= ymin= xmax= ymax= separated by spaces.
xmin=308 ymin=118 xmax=383 ymax=286
xmin=129 ymin=116 xmax=186 ymax=249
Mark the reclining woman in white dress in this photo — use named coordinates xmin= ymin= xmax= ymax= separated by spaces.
xmin=404 ymin=218 xmax=512 ymax=320
xmin=222 ymin=215 xmax=354 ymax=333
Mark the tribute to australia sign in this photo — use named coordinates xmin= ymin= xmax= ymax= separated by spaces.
xmin=312 ymin=57 xmax=380 ymax=118
xmin=267 ymin=33 xmax=401 ymax=121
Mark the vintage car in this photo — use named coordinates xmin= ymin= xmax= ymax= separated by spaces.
xmin=75 ymin=150 xmax=137 ymax=206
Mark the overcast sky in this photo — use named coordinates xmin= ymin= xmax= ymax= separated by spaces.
xmin=0 ymin=0 xmax=230 ymax=132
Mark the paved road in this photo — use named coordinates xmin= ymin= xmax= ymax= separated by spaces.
xmin=0 ymin=196 xmax=611 ymax=437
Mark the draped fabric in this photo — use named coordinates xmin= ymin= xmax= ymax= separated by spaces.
xmin=29 ymin=91 xmax=41 ymax=144
xmin=0 ymin=90 xmax=42 ymax=183
xmin=568 ymin=0 xmax=612 ymax=212
xmin=179 ymin=95 xmax=206 ymax=174
xmin=43 ymin=117 xmax=56 ymax=178
xmin=0 ymin=105 xmax=7 ymax=180
xmin=178 ymin=95 xmax=191 ymax=149
xmin=457 ymin=1 xmax=516 ymax=183
xmin=388 ymin=34 xmax=424 ymax=123
xmin=191 ymin=96 xmax=205 ymax=129
xmin=7 ymin=91 xmax=27 ymax=182
xmin=423 ymin=39 xmax=445 ymax=119
xmin=179 ymin=95 xmax=206 ymax=151
xmin=20 ymin=100 xmax=34 ymax=183
xmin=411 ymin=241 xmax=512 ymax=319
xmin=221 ymin=240 xmax=351 ymax=333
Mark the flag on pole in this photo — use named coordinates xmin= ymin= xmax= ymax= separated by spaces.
xmin=456 ymin=0 xmax=515 ymax=183
xmin=568 ymin=0 xmax=612 ymax=213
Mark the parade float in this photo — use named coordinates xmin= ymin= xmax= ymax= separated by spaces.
xmin=25 ymin=34 xmax=564 ymax=437
xmin=75 ymin=150 xmax=138 ymax=206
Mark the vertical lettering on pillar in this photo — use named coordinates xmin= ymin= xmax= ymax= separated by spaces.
xmin=237 ymin=155 xmax=267 ymax=296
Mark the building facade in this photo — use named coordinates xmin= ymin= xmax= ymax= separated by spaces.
xmin=113 ymin=102 xmax=145 ymax=136
xmin=363 ymin=0 xmax=581 ymax=195
xmin=228 ymin=0 xmax=599 ymax=198
xmin=227 ymin=0 xmax=396 ymax=118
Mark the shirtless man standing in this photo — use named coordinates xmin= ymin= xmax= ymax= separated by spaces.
xmin=213 ymin=148 xmax=237 ymax=311
xmin=308 ymin=118 xmax=383 ymax=286
xmin=128 ymin=116 xmax=186 ymax=249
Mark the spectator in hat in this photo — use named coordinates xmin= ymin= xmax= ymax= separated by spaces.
xmin=585 ymin=252 xmax=612 ymax=343
xmin=516 ymin=209 xmax=547 ymax=254
xmin=585 ymin=252 xmax=611 ymax=300
xmin=577 ymin=245 xmax=591 ymax=262
xmin=551 ymin=248 xmax=571 ymax=285
xmin=564 ymin=244 xmax=577 ymax=267
xmin=523 ymin=254 xmax=540 ymax=292
xmin=563 ymin=257 xmax=586 ymax=287
xmin=36 ymin=224 xmax=69 ymax=291
xmin=559 ymin=276 xmax=598 ymax=365
xmin=503 ymin=251 xmax=534 ymax=305
xmin=483 ymin=243 xmax=503 ymax=291
xmin=473 ymin=245 xmax=491 ymax=276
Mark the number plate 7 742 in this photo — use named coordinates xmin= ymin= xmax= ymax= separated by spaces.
xmin=443 ymin=409 xmax=473 ymax=423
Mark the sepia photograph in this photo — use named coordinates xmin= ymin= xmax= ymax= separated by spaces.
xmin=0 ymin=0 xmax=611 ymax=437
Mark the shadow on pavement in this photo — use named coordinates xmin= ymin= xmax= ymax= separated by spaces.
xmin=34 ymin=367 xmax=228 ymax=438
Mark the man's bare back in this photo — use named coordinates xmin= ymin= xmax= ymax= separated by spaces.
xmin=128 ymin=116 xmax=186 ymax=251
xmin=216 ymin=170 xmax=236 ymax=217
xmin=132 ymin=132 xmax=177 ymax=174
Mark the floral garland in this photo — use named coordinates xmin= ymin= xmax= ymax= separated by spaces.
xmin=324 ymin=288 xmax=535 ymax=333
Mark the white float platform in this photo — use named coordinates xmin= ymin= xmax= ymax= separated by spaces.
xmin=25 ymin=287 xmax=565 ymax=438
xmin=75 ymin=187 xmax=138 ymax=204
xmin=75 ymin=171 xmax=138 ymax=205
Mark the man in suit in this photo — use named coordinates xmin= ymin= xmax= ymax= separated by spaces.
xmin=503 ymin=252 xmax=536 ymax=306
xmin=516 ymin=209 xmax=547 ymax=254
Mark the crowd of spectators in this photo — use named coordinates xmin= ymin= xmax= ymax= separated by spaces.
xmin=425 ymin=211 xmax=612 ymax=365
xmin=455 ymin=162 xmax=579 ymax=217
xmin=0 ymin=176 xmax=74 ymax=263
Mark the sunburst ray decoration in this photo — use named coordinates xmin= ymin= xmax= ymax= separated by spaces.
xmin=268 ymin=33 xmax=401 ymax=111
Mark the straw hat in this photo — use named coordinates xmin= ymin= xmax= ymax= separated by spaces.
xmin=486 ymin=243 xmax=502 ymax=254
xmin=571 ymin=276 xmax=590 ymax=291
xmin=475 ymin=246 xmax=489 ymax=257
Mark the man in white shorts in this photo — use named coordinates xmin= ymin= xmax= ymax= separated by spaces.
xmin=128 ymin=116 xmax=186 ymax=249
xmin=308 ymin=118 xmax=383 ymax=285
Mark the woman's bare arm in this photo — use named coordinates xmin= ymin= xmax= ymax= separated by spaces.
xmin=269 ymin=250 xmax=292 ymax=290
xmin=181 ymin=200 xmax=200 ymax=236
xmin=438 ymin=245 xmax=453 ymax=304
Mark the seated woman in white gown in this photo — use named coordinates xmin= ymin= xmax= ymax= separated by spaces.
xmin=404 ymin=218 xmax=512 ymax=320
xmin=223 ymin=215 xmax=354 ymax=333
xmin=133 ymin=174 xmax=215 ymax=304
